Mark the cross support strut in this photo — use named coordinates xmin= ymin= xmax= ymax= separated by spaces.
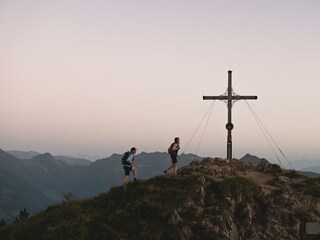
xmin=203 ymin=71 xmax=257 ymax=159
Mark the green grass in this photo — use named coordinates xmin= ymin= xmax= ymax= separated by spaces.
xmin=304 ymin=177 xmax=320 ymax=198
xmin=0 ymin=174 xmax=205 ymax=240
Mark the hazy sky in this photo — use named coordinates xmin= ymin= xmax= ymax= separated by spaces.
xmin=1 ymin=0 xmax=320 ymax=162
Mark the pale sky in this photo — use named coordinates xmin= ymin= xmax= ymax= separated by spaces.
xmin=1 ymin=0 xmax=320 ymax=162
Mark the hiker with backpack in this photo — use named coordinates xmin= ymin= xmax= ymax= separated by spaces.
xmin=121 ymin=147 xmax=138 ymax=190
xmin=164 ymin=137 xmax=180 ymax=175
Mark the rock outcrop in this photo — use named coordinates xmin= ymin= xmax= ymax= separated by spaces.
xmin=173 ymin=158 xmax=320 ymax=239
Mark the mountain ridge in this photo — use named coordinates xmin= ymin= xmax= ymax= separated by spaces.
xmin=5 ymin=150 xmax=92 ymax=166
xmin=7 ymin=149 xmax=320 ymax=172
xmin=240 ymin=153 xmax=320 ymax=178
xmin=0 ymin=150 xmax=202 ymax=222
xmin=6 ymin=150 xmax=41 ymax=160
xmin=1 ymin=157 xmax=319 ymax=239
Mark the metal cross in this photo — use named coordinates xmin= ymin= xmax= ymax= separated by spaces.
xmin=203 ymin=70 xmax=257 ymax=159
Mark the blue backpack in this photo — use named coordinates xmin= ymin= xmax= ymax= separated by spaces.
xmin=122 ymin=152 xmax=131 ymax=165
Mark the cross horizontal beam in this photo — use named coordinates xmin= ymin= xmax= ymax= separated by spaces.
xmin=203 ymin=96 xmax=257 ymax=100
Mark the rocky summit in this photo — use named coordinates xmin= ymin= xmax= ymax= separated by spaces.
xmin=177 ymin=158 xmax=320 ymax=239
xmin=0 ymin=157 xmax=319 ymax=240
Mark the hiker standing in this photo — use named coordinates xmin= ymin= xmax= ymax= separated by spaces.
xmin=164 ymin=137 xmax=180 ymax=175
xmin=121 ymin=147 xmax=138 ymax=189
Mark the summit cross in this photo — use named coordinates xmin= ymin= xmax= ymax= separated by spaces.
xmin=203 ymin=70 xmax=257 ymax=159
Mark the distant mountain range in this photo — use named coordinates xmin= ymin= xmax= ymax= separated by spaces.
xmin=9 ymin=150 xmax=320 ymax=172
xmin=53 ymin=156 xmax=92 ymax=166
xmin=240 ymin=153 xmax=320 ymax=177
xmin=6 ymin=150 xmax=92 ymax=166
xmin=1 ymin=149 xmax=319 ymax=223
xmin=300 ymin=165 xmax=320 ymax=175
xmin=0 ymin=149 xmax=202 ymax=222
xmin=6 ymin=150 xmax=41 ymax=160
xmin=290 ymin=159 xmax=320 ymax=171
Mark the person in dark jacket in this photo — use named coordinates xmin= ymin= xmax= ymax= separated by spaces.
xmin=121 ymin=147 xmax=138 ymax=190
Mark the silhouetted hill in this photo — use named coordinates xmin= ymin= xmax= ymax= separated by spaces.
xmin=54 ymin=155 xmax=92 ymax=166
xmin=0 ymin=150 xmax=53 ymax=221
xmin=301 ymin=166 xmax=320 ymax=175
xmin=6 ymin=150 xmax=41 ymax=160
xmin=240 ymin=153 xmax=262 ymax=165
xmin=289 ymin=159 xmax=320 ymax=170
xmin=0 ymin=149 xmax=22 ymax=172
xmin=0 ymin=150 xmax=202 ymax=222
xmin=22 ymin=153 xmax=80 ymax=200
xmin=0 ymin=169 xmax=52 ymax=222
xmin=75 ymin=153 xmax=123 ymax=197
xmin=296 ymin=170 xmax=320 ymax=178
xmin=0 ymin=151 xmax=79 ymax=221
xmin=6 ymin=150 xmax=92 ymax=166
xmin=1 ymin=158 xmax=319 ymax=239
xmin=240 ymin=153 xmax=320 ymax=178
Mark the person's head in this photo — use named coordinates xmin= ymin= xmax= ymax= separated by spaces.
xmin=174 ymin=137 xmax=180 ymax=144
xmin=131 ymin=147 xmax=137 ymax=154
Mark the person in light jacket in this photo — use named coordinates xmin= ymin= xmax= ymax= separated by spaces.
xmin=164 ymin=137 xmax=180 ymax=175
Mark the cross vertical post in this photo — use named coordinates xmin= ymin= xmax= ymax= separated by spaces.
xmin=203 ymin=71 xmax=257 ymax=159
xmin=227 ymin=70 xmax=233 ymax=159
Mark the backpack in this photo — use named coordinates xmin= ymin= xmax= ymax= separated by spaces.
xmin=122 ymin=151 xmax=131 ymax=165
xmin=168 ymin=143 xmax=175 ymax=155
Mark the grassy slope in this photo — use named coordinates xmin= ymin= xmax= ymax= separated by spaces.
xmin=0 ymin=175 xmax=204 ymax=240
xmin=1 ymin=168 xmax=319 ymax=240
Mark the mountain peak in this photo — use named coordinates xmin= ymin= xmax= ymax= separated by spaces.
xmin=243 ymin=153 xmax=255 ymax=158
xmin=240 ymin=153 xmax=263 ymax=166
xmin=31 ymin=152 xmax=55 ymax=161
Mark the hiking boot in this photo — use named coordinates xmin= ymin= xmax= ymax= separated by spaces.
xmin=164 ymin=170 xmax=167 ymax=175
xmin=134 ymin=177 xmax=138 ymax=182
